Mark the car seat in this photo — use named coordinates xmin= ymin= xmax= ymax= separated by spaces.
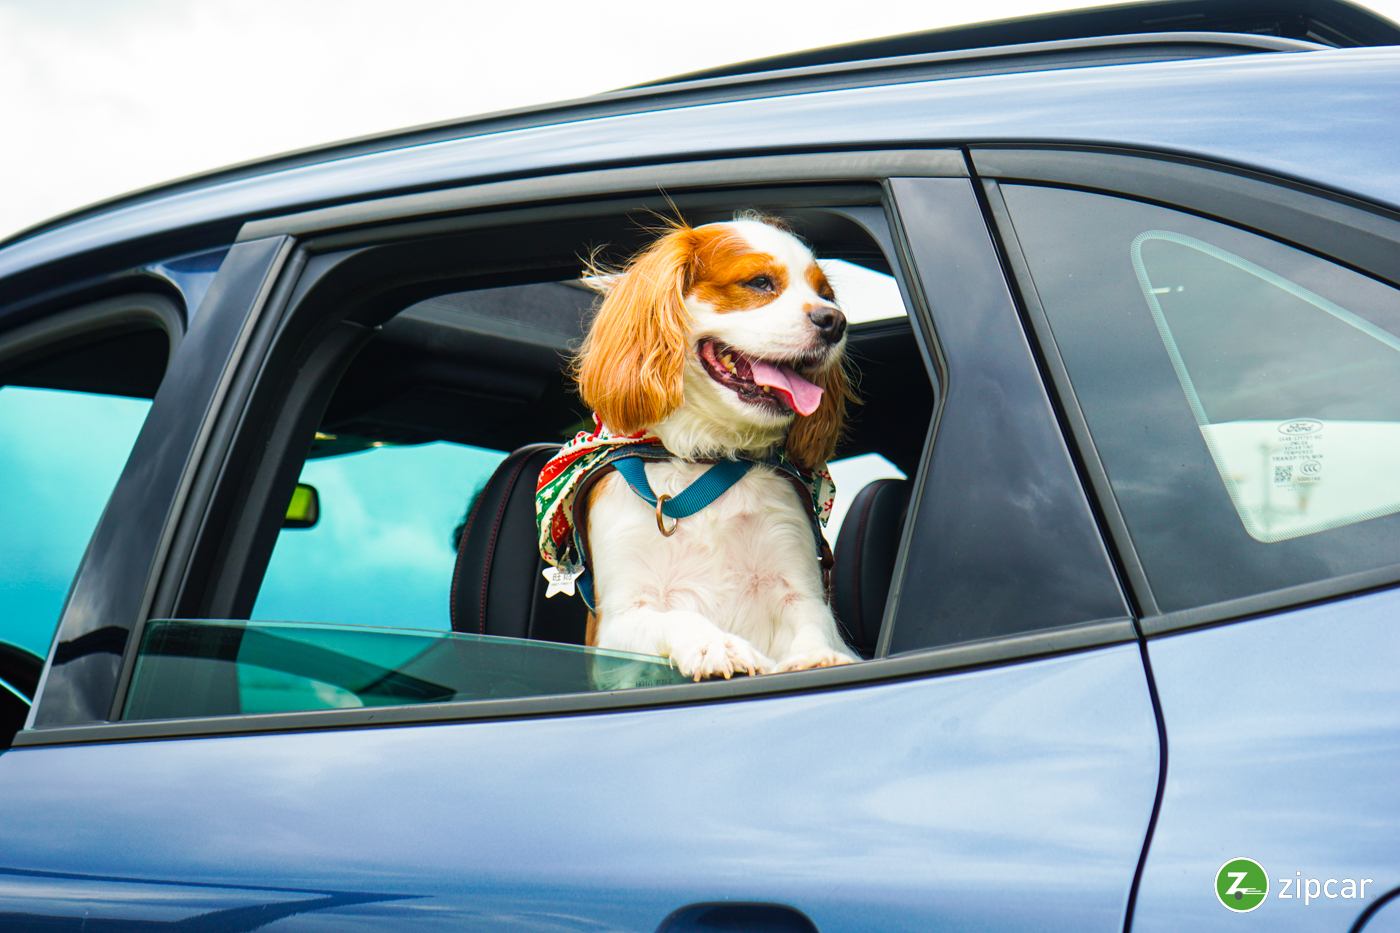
xmin=451 ymin=444 xmax=910 ymax=659
xmin=449 ymin=443 xmax=588 ymax=644
xmin=831 ymin=478 xmax=910 ymax=658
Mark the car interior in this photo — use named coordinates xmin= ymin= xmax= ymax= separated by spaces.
xmin=118 ymin=192 xmax=941 ymax=717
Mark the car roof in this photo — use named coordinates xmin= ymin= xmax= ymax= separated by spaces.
xmin=639 ymin=0 xmax=1400 ymax=83
xmin=1 ymin=0 xmax=1398 ymax=304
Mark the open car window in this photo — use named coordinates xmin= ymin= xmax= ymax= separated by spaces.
xmin=136 ymin=195 xmax=953 ymax=722
xmin=253 ymin=440 xmax=507 ymax=630
xmin=818 ymin=259 xmax=907 ymax=325
xmin=253 ymin=260 xmax=917 ymax=634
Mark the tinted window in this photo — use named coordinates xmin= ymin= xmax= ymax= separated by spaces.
xmin=122 ymin=619 xmax=685 ymax=720
xmin=0 ymin=387 xmax=152 ymax=657
xmin=1002 ymin=184 xmax=1400 ymax=611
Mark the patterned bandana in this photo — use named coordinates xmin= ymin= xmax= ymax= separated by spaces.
xmin=535 ymin=414 xmax=835 ymax=589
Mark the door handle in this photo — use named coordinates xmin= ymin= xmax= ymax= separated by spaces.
xmin=656 ymin=902 xmax=818 ymax=932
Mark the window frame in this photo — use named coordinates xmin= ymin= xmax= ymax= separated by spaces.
xmin=975 ymin=145 xmax=1400 ymax=637
xmin=21 ymin=149 xmax=1148 ymax=747
xmin=0 ymin=292 xmax=183 ymax=376
xmin=27 ymin=238 xmax=295 ymax=729
xmin=0 ymin=292 xmax=185 ymax=737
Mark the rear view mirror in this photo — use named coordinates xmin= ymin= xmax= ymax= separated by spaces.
xmin=283 ymin=483 xmax=319 ymax=529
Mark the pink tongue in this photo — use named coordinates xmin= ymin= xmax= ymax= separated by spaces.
xmin=749 ymin=360 xmax=824 ymax=416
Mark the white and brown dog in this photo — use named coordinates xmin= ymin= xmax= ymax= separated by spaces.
xmin=571 ymin=215 xmax=859 ymax=679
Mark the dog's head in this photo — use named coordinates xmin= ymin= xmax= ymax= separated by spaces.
xmin=574 ymin=215 xmax=851 ymax=467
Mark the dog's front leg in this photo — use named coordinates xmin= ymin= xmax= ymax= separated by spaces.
xmin=594 ymin=606 xmax=774 ymax=682
xmin=770 ymin=595 xmax=859 ymax=673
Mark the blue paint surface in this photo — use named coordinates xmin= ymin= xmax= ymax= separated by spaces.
xmin=1134 ymin=585 xmax=1400 ymax=930
xmin=0 ymin=645 xmax=1157 ymax=932
xmin=145 ymin=246 xmax=229 ymax=323
xmin=1363 ymin=896 xmax=1400 ymax=932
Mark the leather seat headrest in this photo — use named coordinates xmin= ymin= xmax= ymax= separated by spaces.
xmin=450 ymin=443 xmax=587 ymax=644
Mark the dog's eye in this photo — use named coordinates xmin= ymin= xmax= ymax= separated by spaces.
xmin=745 ymin=275 xmax=775 ymax=292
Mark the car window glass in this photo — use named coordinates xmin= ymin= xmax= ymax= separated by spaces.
xmin=1133 ymin=231 xmax=1400 ymax=542
xmin=1001 ymin=183 xmax=1400 ymax=611
xmin=0 ymin=386 xmax=152 ymax=658
xmin=252 ymin=440 xmax=507 ymax=630
xmin=121 ymin=619 xmax=685 ymax=720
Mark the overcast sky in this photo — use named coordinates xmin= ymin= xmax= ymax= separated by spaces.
xmin=2 ymin=0 xmax=1398 ymax=240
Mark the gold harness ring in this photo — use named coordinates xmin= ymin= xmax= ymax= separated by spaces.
xmin=655 ymin=494 xmax=678 ymax=536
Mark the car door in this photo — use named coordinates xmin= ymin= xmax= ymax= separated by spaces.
xmin=0 ymin=153 xmax=1160 ymax=932
xmin=979 ymin=147 xmax=1400 ymax=931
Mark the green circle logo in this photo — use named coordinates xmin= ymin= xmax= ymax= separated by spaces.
xmin=1216 ymin=857 xmax=1268 ymax=912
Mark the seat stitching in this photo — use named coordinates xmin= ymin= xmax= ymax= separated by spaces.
xmin=479 ymin=455 xmax=533 ymax=635
xmin=449 ymin=474 xmax=492 ymax=632
xmin=851 ymin=480 xmax=886 ymax=647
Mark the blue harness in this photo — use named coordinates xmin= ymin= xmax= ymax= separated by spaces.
xmin=611 ymin=456 xmax=753 ymax=527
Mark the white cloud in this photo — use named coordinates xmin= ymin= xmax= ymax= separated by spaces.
xmin=0 ymin=0 xmax=1397 ymax=240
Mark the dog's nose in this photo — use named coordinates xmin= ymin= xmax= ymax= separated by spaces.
xmin=808 ymin=305 xmax=847 ymax=343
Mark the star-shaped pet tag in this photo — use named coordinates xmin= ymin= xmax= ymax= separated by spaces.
xmin=542 ymin=565 xmax=583 ymax=598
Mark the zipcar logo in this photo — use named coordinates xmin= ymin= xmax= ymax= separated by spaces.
xmin=1215 ymin=858 xmax=1375 ymax=913
xmin=1216 ymin=858 xmax=1269 ymax=912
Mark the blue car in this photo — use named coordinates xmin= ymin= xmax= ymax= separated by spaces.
xmin=2 ymin=1 xmax=1398 ymax=930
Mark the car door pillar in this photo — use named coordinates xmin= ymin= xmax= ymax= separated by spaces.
xmin=30 ymin=236 xmax=294 ymax=728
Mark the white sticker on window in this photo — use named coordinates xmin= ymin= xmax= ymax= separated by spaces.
xmin=1201 ymin=419 xmax=1400 ymax=542
xmin=1134 ymin=231 xmax=1400 ymax=543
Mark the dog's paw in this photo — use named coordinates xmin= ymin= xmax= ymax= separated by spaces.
xmin=671 ymin=634 xmax=773 ymax=682
xmin=772 ymin=649 xmax=857 ymax=673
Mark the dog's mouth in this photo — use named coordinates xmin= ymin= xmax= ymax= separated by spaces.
xmin=698 ymin=339 xmax=825 ymax=416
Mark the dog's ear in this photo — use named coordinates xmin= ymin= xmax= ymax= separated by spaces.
xmin=785 ymin=359 xmax=855 ymax=469
xmin=575 ymin=228 xmax=698 ymax=435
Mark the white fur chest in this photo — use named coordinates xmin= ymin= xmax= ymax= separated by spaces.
xmin=587 ymin=459 xmax=826 ymax=657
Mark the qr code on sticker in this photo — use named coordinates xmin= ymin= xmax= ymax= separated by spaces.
xmin=1275 ymin=466 xmax=1293 ymax=483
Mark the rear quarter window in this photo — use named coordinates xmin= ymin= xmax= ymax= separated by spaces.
xmin=1000 ymin=183 xmax=1400 ymax=612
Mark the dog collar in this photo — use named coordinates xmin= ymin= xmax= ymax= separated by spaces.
xmin=611 ymin=455 xmax=752 ymax=536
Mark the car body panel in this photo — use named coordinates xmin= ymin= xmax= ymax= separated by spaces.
xmin=1134 ymin=584 xmax=1400 ymax=930
xmin=2 ymin=47 xmax=1399 ymax=298
xmin=1363 ymin=896 xmax=1400 ymax=932
xmin=29 ymin=236 xmax=292 ymax=727
xmin=0 ymin=644 xmax=1157 ymax=932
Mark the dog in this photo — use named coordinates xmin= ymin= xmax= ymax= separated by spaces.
xmin=555 ymin=213 xmax=860 ymax=680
